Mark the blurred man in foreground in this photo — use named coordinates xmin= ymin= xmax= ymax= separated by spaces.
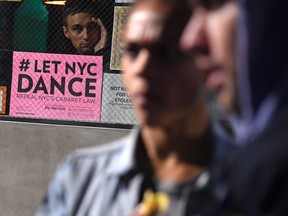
xmin=36 ymin=0 xmax=216 ymax=215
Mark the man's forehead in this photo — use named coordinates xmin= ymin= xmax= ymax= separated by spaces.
xmin=67 ymin=12 xmax=92 ymax=25
xmin=129 ymin=10 xmax=164 ymax=28
xmin=126 ymin=10 xmax=165 ymax=42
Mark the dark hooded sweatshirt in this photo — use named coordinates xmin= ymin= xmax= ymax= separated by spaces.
xmin=222 ymin=0 xmax=288 ymax=215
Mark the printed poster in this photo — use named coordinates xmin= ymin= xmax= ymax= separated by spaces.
xmin=10 ymin=51 xmax=103 ymax=121
xmin=101 ymin=73 xmax=137 ymax=125
xmin=110 ymin=6 xmax=131 ymax=70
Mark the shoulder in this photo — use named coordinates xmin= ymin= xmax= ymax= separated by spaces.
xmin=224 ymin=111 xmax=288 ymax=214
xmin=62 ymin=134 xmax=134 ymax=175
xmin=36 ymin=129 xmax=140 ymax=215
xmin=43 ymin=135 xmax=134 ymax=203
xmin=54 ymin=127 xmax=139 ymax=180
xmin=36 ymin=136 xmax=132 ymax=215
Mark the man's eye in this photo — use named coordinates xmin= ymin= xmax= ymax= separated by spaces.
xmin=72 ymin=26 xmax=83 ymax=33
xmin=87 ymin=23 xmax=100 ymax=32
xmin=125 ymin=45 xmax=140 ymax=58
xmin=157 ymin=46 xmax=178 ymax=59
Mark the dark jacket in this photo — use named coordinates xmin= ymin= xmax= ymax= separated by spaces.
xmin=224 ymin=104 xmax=288 ymax=215
xmin=222 ymin=0 xmax=288 ymax=215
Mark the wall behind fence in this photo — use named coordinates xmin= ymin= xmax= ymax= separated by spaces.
xmin=0 ymin=121 xmax=130 ymax=215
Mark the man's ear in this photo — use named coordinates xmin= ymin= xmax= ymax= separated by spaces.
xmin=63 ymin=26 xmax=70 ymax=39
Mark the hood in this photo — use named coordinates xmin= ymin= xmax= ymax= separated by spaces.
xmin=233 ymin=0 xmax=288 ymax=143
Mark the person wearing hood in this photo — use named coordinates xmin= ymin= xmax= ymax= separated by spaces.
xmin=181 ymin=0 xmax=288 ymax=214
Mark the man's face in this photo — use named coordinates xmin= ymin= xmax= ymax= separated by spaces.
xmin=181 ymin=1 xmax=239 ymax=114
xmin=122 ymin=3 xmax=201 ymax=127
xmin=63 ymin=12 xmax=101 ymax=55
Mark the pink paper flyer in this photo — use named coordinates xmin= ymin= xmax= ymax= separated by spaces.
xmin=10 ymin=52 xmax=103 ymax=122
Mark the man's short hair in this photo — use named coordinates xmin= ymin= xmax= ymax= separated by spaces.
xmin=63 ymin=0 xmax=98 ymax=26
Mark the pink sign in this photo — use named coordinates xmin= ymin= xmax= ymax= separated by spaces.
xmin=10 ymin=52 xmax=103 ymax=121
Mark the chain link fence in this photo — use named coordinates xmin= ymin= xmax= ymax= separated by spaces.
xmin=0 ymin=0 xmax=137 ymax=127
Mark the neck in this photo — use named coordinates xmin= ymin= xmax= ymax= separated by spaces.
xmin=141 ymin=108 xmax=214 ymax=182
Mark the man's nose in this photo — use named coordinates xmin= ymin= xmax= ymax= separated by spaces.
xmin=180 ymin=8 xmax=208 ymax=52
xmin=82 ymin=28 xmax=89 ymax=39
xmin=134 ymin=49 xmax=157 ymax=78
